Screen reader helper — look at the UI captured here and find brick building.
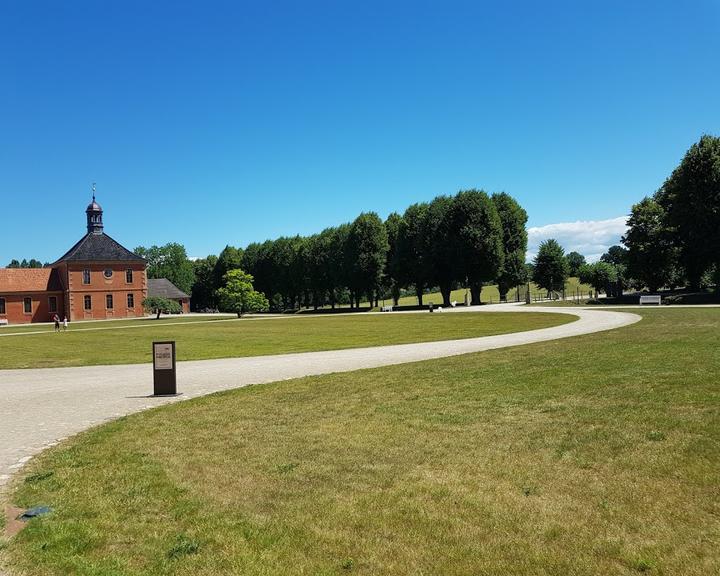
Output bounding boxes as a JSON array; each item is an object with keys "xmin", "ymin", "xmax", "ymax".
[{"xmin": 0, "ymin": 196, "xmax": 148, "ymax": 324}]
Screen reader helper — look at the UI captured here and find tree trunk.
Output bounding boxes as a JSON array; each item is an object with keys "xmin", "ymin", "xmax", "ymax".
[
  {"xmin": 415, "ymin": 283, "xmax": 424, "ymax": 307},
  {"xmin": 156, "ymin": 308, "xmax": 161, "ymax": 320},
  {"xmin": 392, "ymin": 286, "xmax": 400, "ymax": 306},
  {"xmin": 470, "ymin": 283, "xmax": 481, "ymax": 306},
  {"xmin": 440, "ymin": 284, "xmax": 452, "ymax": 307},
  {"xmin": 497, "ymin": 281, "xmax": 509, "ymax": 302}
]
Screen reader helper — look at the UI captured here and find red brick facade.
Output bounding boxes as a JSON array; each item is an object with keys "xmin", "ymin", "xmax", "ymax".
[
  {"xmin": 0, "ymin": 290, "xmax": 65, "ymax": 324},
  {"xmin": 55, "ymin": 261, "xmax": 148, "ymax": 321},
  {"xmin": 0, "ymin": 197, "xmax": 149, "ymax": 325}
]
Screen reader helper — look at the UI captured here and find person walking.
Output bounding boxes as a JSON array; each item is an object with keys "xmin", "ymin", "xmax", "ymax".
[
  {"xmin": 63, "ymin": 316, "xmax": 68, "ymax": 331},
  {"xmin": 53, "ymin": 314, "xmax": 60, "ymax": 333}
]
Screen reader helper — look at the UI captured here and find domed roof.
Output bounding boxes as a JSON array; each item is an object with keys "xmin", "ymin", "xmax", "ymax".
[{"xmin": 86, "ymin": 197, "xmax": 102, "ymax": 212}]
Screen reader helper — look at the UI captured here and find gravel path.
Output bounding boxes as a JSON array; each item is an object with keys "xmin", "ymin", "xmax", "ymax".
[{"xmin": 0, "ymin": 306, "xmax": 639, "ymax": 488}]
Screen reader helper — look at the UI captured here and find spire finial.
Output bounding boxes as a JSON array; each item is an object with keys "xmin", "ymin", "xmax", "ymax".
[{"xmin": 92, "ymin": 182, "xmax": 96, "ymax": 201}]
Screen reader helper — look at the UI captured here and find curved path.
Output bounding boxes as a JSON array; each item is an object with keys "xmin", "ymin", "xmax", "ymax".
[{"xmin": 0, "ymin": 305, "xmax": 640, "ymax": 488}]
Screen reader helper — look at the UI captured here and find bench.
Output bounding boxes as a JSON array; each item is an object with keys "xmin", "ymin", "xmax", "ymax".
[
  {"xmin": 381, "ymin": 305, "xmax": 393, "ymax": 312},
  {"xmin": 0, "ymin": 319, "xmax": 8, "ymax": 326},
  {"xmin": 639, "ymin": 295, "xmax": 662, "ymax": 305}
]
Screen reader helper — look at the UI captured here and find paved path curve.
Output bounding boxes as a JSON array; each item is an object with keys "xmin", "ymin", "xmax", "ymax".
[{"xmin": 0, "ymin": 305, "xmax": 640, "ymax": 488}]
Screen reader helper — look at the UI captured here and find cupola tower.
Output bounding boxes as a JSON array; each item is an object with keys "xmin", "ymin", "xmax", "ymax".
[{"xmin": 86, "ymin": 183, "xmax": 104, "ymax": 234}]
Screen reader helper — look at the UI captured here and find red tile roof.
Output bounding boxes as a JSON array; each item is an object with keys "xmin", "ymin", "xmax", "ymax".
[{"xmin": 0, "ymin": 268, "xmax": 63, "ymax": 293}]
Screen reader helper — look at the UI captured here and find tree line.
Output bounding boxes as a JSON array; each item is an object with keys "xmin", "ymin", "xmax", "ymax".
[
  {"xmin": 136, "ymin": 135, "xmax": 720, "ymax": 309},
  {"xmin": 187, "ymin": 190, "xmax": 528, "ymax": 312},
  {"xmin": 530, "ymin": 134, "xmax": 720, "ymax": 298},
  {"xmin": 6, "ymin": 259, "xmax": 47, "ymax": 268}
]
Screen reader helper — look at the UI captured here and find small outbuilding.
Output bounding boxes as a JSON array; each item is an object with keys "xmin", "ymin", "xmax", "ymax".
[{"xmin": 147, "ymin": 278, "xmax": 191, "ymax": 313}]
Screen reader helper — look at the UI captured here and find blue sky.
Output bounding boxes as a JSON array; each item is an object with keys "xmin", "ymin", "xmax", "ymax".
[{"xmin": 2, "ymin": 0, "xmax": 719, "ymax": 265}]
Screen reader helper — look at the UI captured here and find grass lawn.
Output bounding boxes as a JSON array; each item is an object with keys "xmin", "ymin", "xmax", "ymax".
[
  {"xmin": 0, "ymin": 311, "xmax": 572, "ymax": 370},
  {"xmin": 3, "ymin": 308, "xmax": 718, "ymax": 575},
  {"xmin": 0, "ymin": 315, "xmax": 236, "ymax": 335}
]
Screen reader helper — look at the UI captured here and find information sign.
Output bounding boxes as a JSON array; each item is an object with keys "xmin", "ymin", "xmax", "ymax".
[{"xmin": 152, "ymin": 341, "xmax": 177, "ymax": 395}]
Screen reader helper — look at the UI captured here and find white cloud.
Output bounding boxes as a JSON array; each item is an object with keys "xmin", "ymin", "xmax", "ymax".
[{"xmin": 527, "ymin": 216, "xmax": 628, "ymax": 263}]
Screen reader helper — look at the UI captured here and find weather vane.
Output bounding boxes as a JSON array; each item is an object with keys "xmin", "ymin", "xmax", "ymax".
[{"xmin": 92, "ymin": 182, "xmax": 96, "ymax": 201}]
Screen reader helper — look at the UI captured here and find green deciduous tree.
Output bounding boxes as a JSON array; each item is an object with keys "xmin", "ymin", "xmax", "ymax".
[
  {"xmin": 532, "ymin": 239, "xmax": 568, "ymax": 294},
  {"xmin": 190, "ymin": 255, "xmax": 218, "ymax": 311},
  {"xmin": 425, "ymin": 196, "xmax": 457, "ymax": 307},
  {"xmin": 135, "ymin": 243, "xmax": 196, "ymax": 294},
  {"xmin": 600, "ymin": 245, "xmax": 628, "ymax": 297},
  {"xmin": 451, "ymin": 190, "xmax": 504, "ymax": 305},
  {"xmin": 578, "ymin": 262, "xmax": 618, "ymax": 297},
  {"xmin": 622, "ymin": 197, "xmax": 677, "ymax": 292},
  {"xmin": 216, "ymin": 269, "xmax": 269, "ymax": 317},
  {"xmin": 565, "ymin": 252, "xmax": 586, "ymax": 277},
  {"xmin": 213, "ymin": 245, "xmax": 244, "ymax": 293},
  {"xmin": 384, "ymin": 213, "xmax": 404, "ymax": 305},
  {"xmin": 492, "ymin": 192, "xmax": 528, "ymax": 301},
  {"xmin": 142, "ymin": 296, "xmax": 182, "ymax": 319},
  {"xmin": 600, "ymin": 245, "xmax": 628, "ymax": 268},
  {"xmin": 655, "ymin": 134, "xmax": 720, "ymax": 290},
  {"xmin": 7, "ymin": 258, "xmax": 43, "ymax": 268},
  {"xmin": 398, "ymin": 202, "xmax": 430, "ymax": 306},
  {"xmin": 345, "ymin": 213, "xmax": 389, "ymax": 308},
  {"xmin": 329, "ymin": 224, "xmax": 351, "ymax": 308}
]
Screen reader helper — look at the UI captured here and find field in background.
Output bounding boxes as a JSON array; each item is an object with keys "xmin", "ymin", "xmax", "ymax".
[
  {"xmin": 355, "ymin": 277, "xmax": 593, "ymax": 308},
  {"xmin": 4, "ymin": 309, "xmax": 718, "ymax": 575}
]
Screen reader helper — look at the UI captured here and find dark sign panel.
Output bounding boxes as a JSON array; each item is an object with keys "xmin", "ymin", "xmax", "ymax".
[{"xmin": 152, "ymin": 341, "xmax": 177, "ymax": 395}]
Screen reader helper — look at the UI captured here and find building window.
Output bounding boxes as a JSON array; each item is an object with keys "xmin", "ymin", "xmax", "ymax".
[
  {"xmin": 104, "ymin": 268, "xmax": 113, "ymax": 279},
  {"xmin": 24, "ymin": 298, "xmax": 32, "ymax": 314},
  {"xmin": 127, "ymin": 293, "xmax": 134, "ymax": 308},
  {"xmin": 106, "ymin": 294, "xmax": 114, "ymax": 309},
  {"xmin": 0, "ymin": 298, "xmax": 5, "ymax": 314},
  {"xmin": 49, "ymin": 296, "xmax": 57, "ymax": 313},
  {"xmin": 83, "ymin": 269, "xmax": 91, "ymax": 284},
  {"xmin": 126, "ymin": 269, "xmax": 133, "ymax": 283},
  {"xmin": 84, "ymin": 295, "xmax": 92, "ymax": 310}
]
